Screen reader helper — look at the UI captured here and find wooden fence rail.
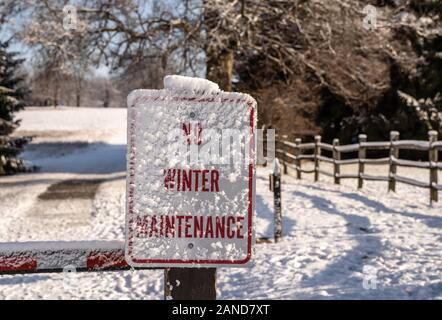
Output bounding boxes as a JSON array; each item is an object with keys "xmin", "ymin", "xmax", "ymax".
[{"xmin": 272, "ymin": 131, "xmax": 441, "ymax": 204}]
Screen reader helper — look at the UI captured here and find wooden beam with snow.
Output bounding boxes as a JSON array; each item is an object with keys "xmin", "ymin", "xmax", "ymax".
[{"xmin": 0, "ymin": 241, "xmax": 158, "ymax": 275}]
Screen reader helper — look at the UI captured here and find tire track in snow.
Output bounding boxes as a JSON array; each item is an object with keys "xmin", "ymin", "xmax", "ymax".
[
  {"xmin": 29, "ymin": 178, "xmax": 105, "ymax": 226},
  {"xmin": 20, "ymin": 138, "xmax": 126, "ymax": 230},
  {"xmin": 27, "ymin": 174, "xmax": 126, "ymax": 228}
]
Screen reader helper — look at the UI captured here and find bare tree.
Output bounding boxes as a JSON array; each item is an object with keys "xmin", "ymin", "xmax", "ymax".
[
  {"xmin": 9, "ymin": 0, "xmax": 442, "ymax": 141},
  {"xmin": 18, "ymin": 0, "xmax": 95, "ymax": 106}
]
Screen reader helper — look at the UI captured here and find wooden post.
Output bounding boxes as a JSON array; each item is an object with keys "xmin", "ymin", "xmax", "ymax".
[
  {"xmin": 333, "ymin": 138, "xmax": 341, "ymax": 185},
  {"xmin": 0, "ymin": 155, "xmax": 5, "ymax": 175},
  {"xmin": 272, "ymin": 159, "xmax": 282, "ymax": 243},
  {"xmin": 429, "ymin": 130, "xmax": 438, "ymax": 203},
  {"xmin": 314, "ymin": 135, "xmax": 321, "ymax": 182},
  {"xmin": 295, "ymin": 138, "xmax": 302, "ymax": 179},
  {"xmin": 358, "ymin": 134, "xmax": 367, "ymax": 189},
  {"xmin": 164, "ymin": 268, "xmax": 216, "ymax": 300},
  {"xmin": 281, "ymin": 135, "xmax": 288, "ymax": 174},
  {"xmin": 388, "ymin": 131, "xmax": 399, "ymax": 192}
]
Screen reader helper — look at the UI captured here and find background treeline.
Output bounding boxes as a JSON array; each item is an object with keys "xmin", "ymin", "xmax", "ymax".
[{"xmin": 0, "ymin": 0, "xmax": 441, "ymax": 174}]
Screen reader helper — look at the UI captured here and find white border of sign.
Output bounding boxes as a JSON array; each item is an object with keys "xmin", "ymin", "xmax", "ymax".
[{"xmin": 125, "ymin": 89, "xmax": 257, "ymax": 268}]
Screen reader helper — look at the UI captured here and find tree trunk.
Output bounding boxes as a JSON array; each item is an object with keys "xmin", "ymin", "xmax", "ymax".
[
  {"xmin": 103, "ymin": 85, "xmax": 109, "ymax": 108},
  {"xmin": 206, "ymin": 49, "xmax": 233, "ymax": 92},
  {"xmin": 203, "ymin": 0, "xmax": 234, "ymax": 91},
  {"xmin": 76, "ymin": 80, "xmax": 82, "ymax": 107},
  {"xmin": 76, "ymin": 92, "xmax": 81, "ymax": 107},
  {"xmin": 53, "ymin": 82, "xmax": 59, "ymax": 107}
]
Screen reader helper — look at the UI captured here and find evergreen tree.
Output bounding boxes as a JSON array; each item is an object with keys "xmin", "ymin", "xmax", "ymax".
[{"xmin": 0, "ymin": 40, "xmax": 31, "ymax": 175}]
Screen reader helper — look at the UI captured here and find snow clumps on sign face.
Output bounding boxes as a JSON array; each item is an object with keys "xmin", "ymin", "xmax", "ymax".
[
  {"xmin": 125, "ymin": 74, "xmax": 257, "ymax": 267},
  {"xmin": 163, "ymin": 75, "xmax": 220, "ymax": 94}
]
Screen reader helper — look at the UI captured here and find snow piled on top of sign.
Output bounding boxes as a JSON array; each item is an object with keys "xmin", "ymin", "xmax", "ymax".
[
  {"xmin": 164, "ymin": 75, "xmax": 220, "ymax": 93},
  {"xmin": 127, "ymin": 75, "xmax": 257, "ymax": 110}
]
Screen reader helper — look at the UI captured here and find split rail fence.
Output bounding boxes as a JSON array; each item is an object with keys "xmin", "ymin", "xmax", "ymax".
[{"xmin": 267, "ymin": 130, "xmax": 441, "ymax": 203}]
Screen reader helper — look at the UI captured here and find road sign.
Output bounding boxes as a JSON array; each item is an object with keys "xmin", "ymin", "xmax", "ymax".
[{"xmin": 125, "ymin": 76, "xmax": 257, "ymax": 268}]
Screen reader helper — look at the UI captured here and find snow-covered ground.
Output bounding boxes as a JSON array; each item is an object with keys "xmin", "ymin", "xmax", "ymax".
[{"xmin": 0, "ymin": 107, "xmax": 441, "ymax": 299}]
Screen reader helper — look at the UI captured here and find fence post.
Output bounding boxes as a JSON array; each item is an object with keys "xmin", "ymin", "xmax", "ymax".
[
  {"xmin": 295, "ymin": 138, "xmax": 302, "ymax": 179},
  {"xmin": 272, "ymin": 159, "xmax": 282, "ymax": 243},
  {"xmin": 333, "ymin": 138, "xmax": 341, "ymax": 185},
  {"xmin": 281, "ymin": 135, "xmax": 288, "ymax": 174},
  {"xmin": 429, "ymin": 130, "xmax": 438, "ymax": 203},
  {"xmin": 388, "ymin": 131, "xmax": 400, "ymax": 192},
  {"xmin": 314, "ymin": 135, "xmax": 321, "ymax": 182},
  {"xmin": 358, "ymin": 134, "xmax": 367, "ymax": 189}
]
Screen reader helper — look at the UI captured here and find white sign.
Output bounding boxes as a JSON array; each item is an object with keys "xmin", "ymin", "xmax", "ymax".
[{"xmin": 125, "ymin": 76, "xmax": 257, "ymax": 267}]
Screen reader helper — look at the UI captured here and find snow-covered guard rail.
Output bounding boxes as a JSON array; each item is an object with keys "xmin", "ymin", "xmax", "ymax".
[
  {"xmin": 0, "ymin": 241, "xmax": 157, "ymax": 275},
  {"xmin": 266, "ymin": 130, "xmax": 441, "ymax": 203}
]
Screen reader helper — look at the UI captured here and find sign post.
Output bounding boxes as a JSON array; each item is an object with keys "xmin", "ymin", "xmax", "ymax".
[
  {"xmin": 164, "ymin": 267, "xmax": 216, "ymax": 300},
  {"xmin": 125, "ymin": 75, "xmax": 257, "ymax": 299}
]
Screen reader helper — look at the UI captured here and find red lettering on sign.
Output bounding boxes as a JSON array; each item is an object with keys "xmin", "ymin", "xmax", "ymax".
[
  {"xmin": 237, "ymin": 216, "xmax": 245, "ymax": 239},
  {"xmin": 182, "ymin": 122, "xmax": 202, "ymax": 145},
  {"xmin": 182, "ymin": 169, "xmax": 192, "ymax": 191},
  {"xmin": 177, "ymin": 215, "xmax": 184, "ymax": 237},
  {"xmin": 211, "ymin": 170, "xmax": 219, "ymax": 192},
  {"xmin": 205, "ymin": 216, "xmax": 214, "ymax": 238},
  {"xmin": 149, "ymin": 215, "xmax": 158, "ymax": 237},
  {"xmin": 193, "ymin": 169, "xmax": 201, "ymax": 191},
  {"xmin": 165, "ymin": 215, "xmax": 175, "ymax": 237},
  {"xmin": 136, "ymin": 216, "xmax": 148, "ymax": 238},
  {"xmin": 227, "ymin": 216, "xmax": 235, "ymax": 239},
  {"xmin": 135, "ymin": 214, "xmax": 246, "ymax": 240},
  {"xmin": 164, "ymin": 169, "xmax": 176, "ymax": 189},
  {"xmin": 202, "ymin": 170, "xmax": 209, "ymax": 192},
  {"xmin": 194, "ymin": 216, "xmax": 203, "ymax": 238},
  {"xmin": 184, "ymin": 216, "xmax": 192, "ymax": 238},
  {"xmin": 164, "ymin": 168, "xmax": 220, "ymax": 192},
  {"xmin": 215, "ymin": 216, "xmax": 225, "ymax": 238}
]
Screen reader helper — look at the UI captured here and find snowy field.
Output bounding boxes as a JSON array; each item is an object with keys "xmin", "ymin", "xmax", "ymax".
[{"xmin": 0, "ymin": 107, "xmax": 441, "ymax": 299}]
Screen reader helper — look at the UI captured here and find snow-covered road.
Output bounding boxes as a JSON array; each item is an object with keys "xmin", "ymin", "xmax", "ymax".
[{"xmin": 0, "ymin": 107, "xmax": 441, "ymax": 299}]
